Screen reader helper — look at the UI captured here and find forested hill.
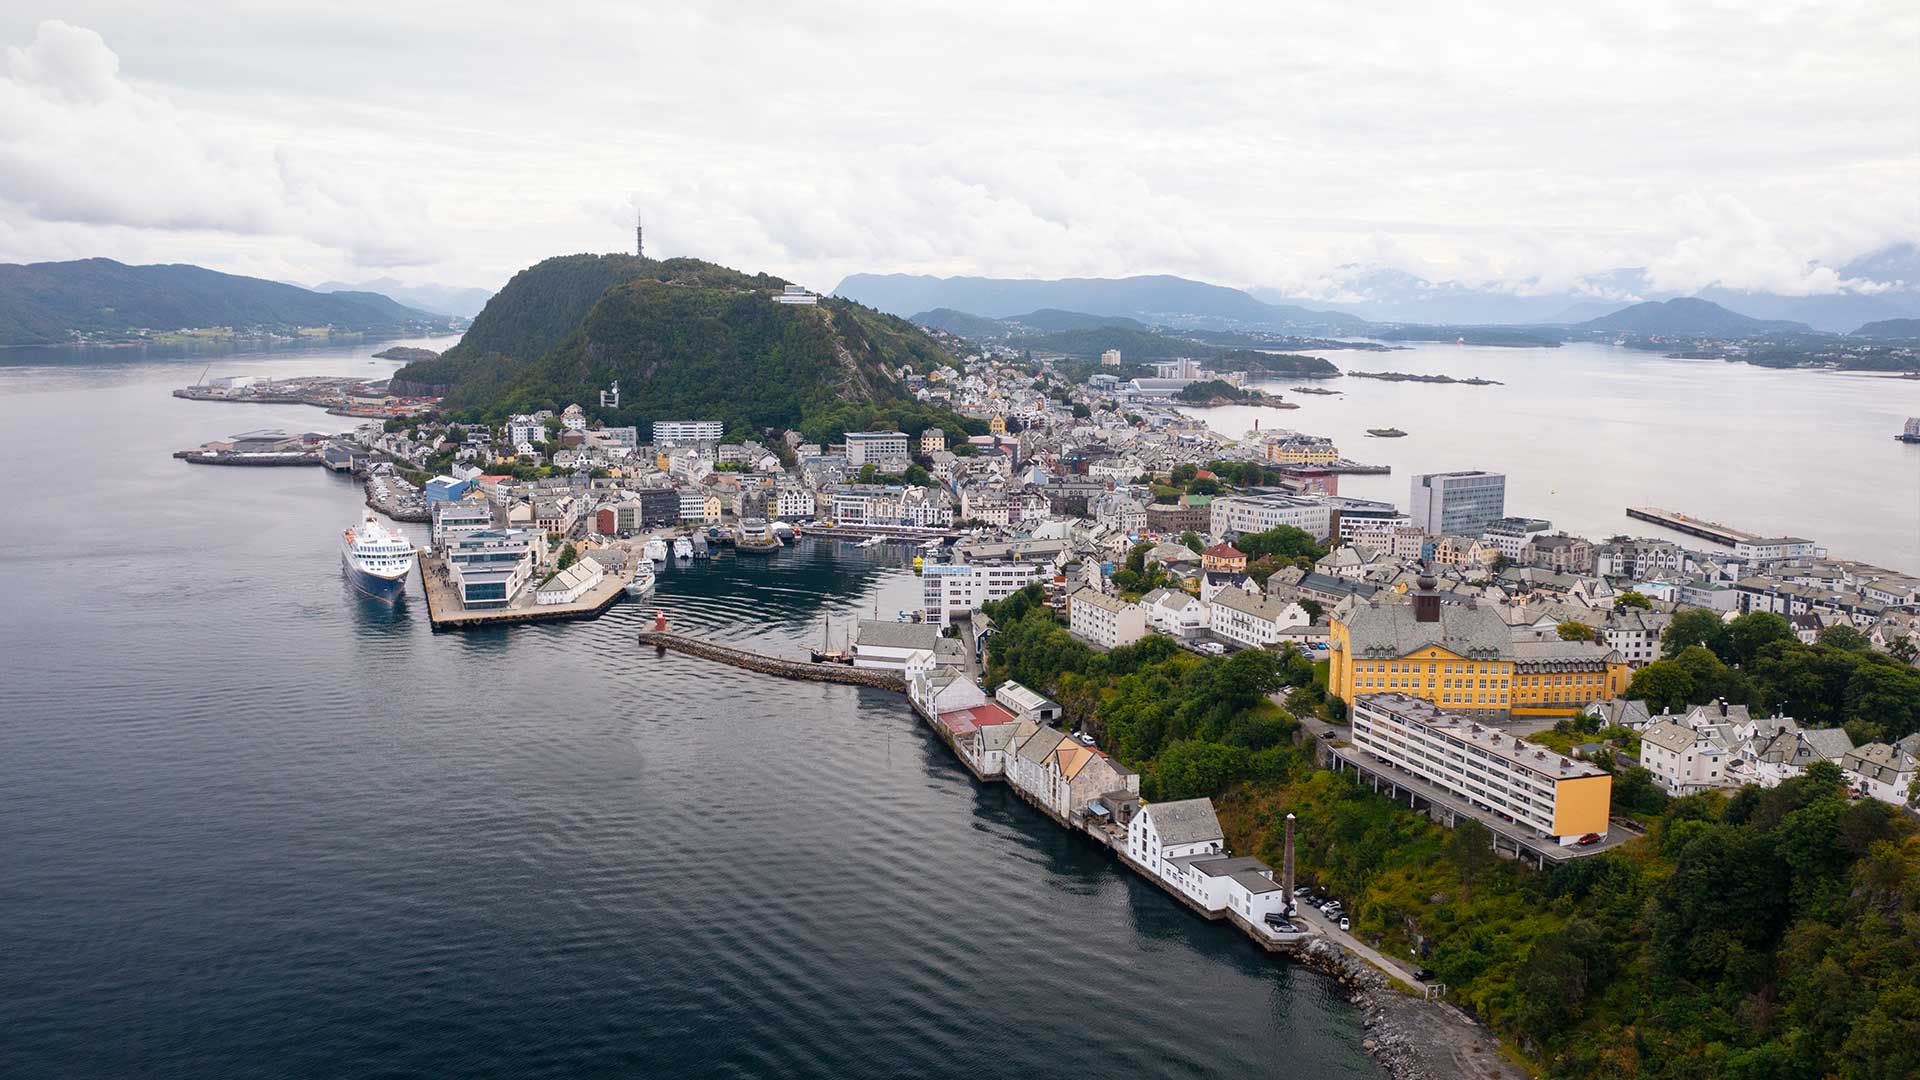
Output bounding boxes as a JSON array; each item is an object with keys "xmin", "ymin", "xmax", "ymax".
[
  {"xmin": 396, "ymin": 253, "xmax": 967, "ymax": 442},
  {"xmin": 0, "ymin": 258, "xmax": 447, "ymax": 346}
]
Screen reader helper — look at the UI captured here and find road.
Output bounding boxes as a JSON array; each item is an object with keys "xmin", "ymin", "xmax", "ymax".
[{"xmin": 1290, "ymin": 902, "xmax": 1425, "ymax": 992}]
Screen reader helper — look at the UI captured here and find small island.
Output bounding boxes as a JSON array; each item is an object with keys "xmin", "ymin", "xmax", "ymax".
[
  {"xmin": 1346, "ymin": 371, "xmax": 1503, "ymax": 385},
  {"xmin": 1288, "ymin": 385, "xmax": 1342, "ymax": 395},
  {"xmin": 372, "ymin": 346, "xmax": 441, "ymax": 362},
  {"xmin": 1175, "ymin": 379, "xmax": 1298, "ymax": 408}
]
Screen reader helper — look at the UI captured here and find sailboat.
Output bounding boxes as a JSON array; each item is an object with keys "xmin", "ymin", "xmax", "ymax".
[{"xmin": 811, "ymin": 614, "xmax": 853, "ymax": 664}]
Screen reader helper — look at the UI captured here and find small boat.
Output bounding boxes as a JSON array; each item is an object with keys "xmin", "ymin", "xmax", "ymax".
[
  {"xmin": 673, "ymin": 537, "xmax": 693, "ymax": 559},
  {"xmin": 771, "ymin": 520, "xmax": 795, "ymax": 542},
  {"xmin": 920, "ymin": 538, "xmax": 943, "ymax": 551},
  {"xmin": 1366, "ymin": 427, "xmax": 1408, "ymax": 438},
  {"xmin": 690, "ymin": 533, "xmax": 710, "ymax": 559},
  {"xmin": 811, "ymin": 614, "xmax": 853, "ymax": 664},
  {"xmin": 857, "ymin": 535, "xmax": 885, "ymax": 548},
  {"xmin": 1898, "ymin": 418, "xmax": 1920, "ymax": 443},
  {"xmin": 643, "ymin": 537, "xmax": 669, "ymax": 562},
  {"xmin": 625, "ymin": 559, "xmax": 656, "ymax": 597}
]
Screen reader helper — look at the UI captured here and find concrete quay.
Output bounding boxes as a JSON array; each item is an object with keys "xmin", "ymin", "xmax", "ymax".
[
  {"xmin": 636, "ymin": 631, "xmax": 907, "ymax": 691},
  {"xmin": 416, "ymin": 552, "xmax": 630, "ymax": 630}
]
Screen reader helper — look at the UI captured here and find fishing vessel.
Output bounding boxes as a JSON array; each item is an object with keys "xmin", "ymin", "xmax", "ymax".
[
  {"xmin": 340, "ymin": 511, "xmax": 413, "ymax": 602},
  {"xmin": 643, "ymin": 537, "xmax": 669, "ymax": 562},
  {"xmin": 1898, "ymin": 418, "xmax": 1920, "ymax": 443},
  {"xmin": 673, "ymin": 537, "xmax": 693, "ymax": 559},
  {"xmin": 625, "ymin": 558, "xmax": 656, "ymax": 597},
  {"xmin": 1366, "ymin": 427, "xmax": 1408, "ymax": 438}
]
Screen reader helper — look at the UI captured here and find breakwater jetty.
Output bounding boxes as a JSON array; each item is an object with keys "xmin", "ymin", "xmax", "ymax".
[{"xmin": 636, "ymin": 630, "xmax": 906, "ymax": 691}]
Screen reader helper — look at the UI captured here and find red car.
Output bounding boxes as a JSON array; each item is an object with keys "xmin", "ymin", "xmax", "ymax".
[{"xmin": 1576, "ymin": 833, "xmax": 1602, "ymax": 846}]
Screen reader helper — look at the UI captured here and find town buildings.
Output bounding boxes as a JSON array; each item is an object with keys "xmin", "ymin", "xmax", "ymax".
[
  {"xmin": 1068, "ymin": 588, "xmax": 1148, "ymax": 649},
  {"xmin": 1409, "ymin": 471, "xmax": 1507, "ymax": 535},
  {"xmin": 1349, "ymin": 694, "xmax": 1613, "ymax": 844}
]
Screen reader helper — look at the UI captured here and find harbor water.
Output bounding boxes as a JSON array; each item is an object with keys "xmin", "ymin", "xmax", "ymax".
[
  {"xmin": 1197, "ymin": 341, "xmax": 1920, "ymax": 573},
  {"xmin": 0, "ymin": 339, "xmax": 1374, "ymax": 1077}
]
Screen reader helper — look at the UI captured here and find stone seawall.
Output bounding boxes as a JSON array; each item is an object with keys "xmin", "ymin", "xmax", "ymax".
[{"xmin": 637, "ymin": 631, "xmax": 907, "ymax": 692}]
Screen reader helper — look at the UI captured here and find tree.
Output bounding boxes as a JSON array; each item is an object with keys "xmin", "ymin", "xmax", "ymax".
[
  {"xmin": 1557, "ymin": 620, "xmax": 1596, "ymax": 642},
  {"xmin": 1817, "ymin": 624, "xmax": 1870, "ymax": 652},
  {"xmin": 1297, "ymin": 598, "xmax": 1324, "ymax": 621},
  {"xmin": 1156, "ymin": 739, "xmax": 1251, "ymax": 800},
  {"xmin": 1663, "ymin": 607, "xmax": 1729, "ymax": 660},
  {"xmin": 1449, "ymin": 818, "xmax": 1495, "ymax": 901},
  {"xmin": 1070, "ymin": 402, "xmax": 1091, "ymax": 418},
  {"xmin": 1724, "ymin": 611, "xmax": 1796, "ymax": 667},
  {"xmin": 1180, "ymin": 531, "xmax": 1203, "ymax": 553},
  {"xmin": 556, "ymin": 543, "xmax": 577, "ymax": 570},
  {"xmin": 902, "ymin": 463, "xmax": 931, "ymax": 486},
  {"xmin": 1627, "ymin": 659, "xmax": 1695, "ymax": 712},
  {"xmin": 1617, "ymin": 590, "xmax": 1653, "ymax": 610},
  {"xmin": 1237, "ymin": 525, "xmax": 1326, "ymax": 562},
  {"xmin": 1890, "ymin": 637, "xmax": 1918, "ymax": 664}
]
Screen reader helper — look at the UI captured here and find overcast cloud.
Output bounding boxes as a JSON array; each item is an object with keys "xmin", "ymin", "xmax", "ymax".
[{"xmin": 0, "ymin": 2, "xmax": 1914, "ymax": 299}]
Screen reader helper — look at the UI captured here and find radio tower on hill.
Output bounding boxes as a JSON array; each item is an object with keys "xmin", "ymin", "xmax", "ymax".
[{"xmin": 635, "ymin": 211, "xmax": 644, "ymax": 258}]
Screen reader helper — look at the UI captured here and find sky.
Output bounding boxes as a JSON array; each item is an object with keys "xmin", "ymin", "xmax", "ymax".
[{"xmin": 1, "ymin": 2, "xmax": 1916, "ymax": 300}]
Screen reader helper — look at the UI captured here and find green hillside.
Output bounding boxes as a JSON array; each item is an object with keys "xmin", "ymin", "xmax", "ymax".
[
  {"xmin": 0, "ymin": 258, "xmax": 447, "ymax": 346},
  {"xmin": 399, "ymin": 254, "xmax": 968, "ymax": 442}
]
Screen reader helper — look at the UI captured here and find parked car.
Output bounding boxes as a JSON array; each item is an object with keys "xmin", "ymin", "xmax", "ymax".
[
  {"xmin": 1197, "ymin": 641, "xmax": 1225, "ymax": 655},
  {"xmin": 1414, "ymin": 968, "xmax": 1437, "ymax": 982},
  {"xmin": 1339, "ymin": 917, "xmax": 1350, "ymax": 931},
  {"xmin": 1576, "ymin": 832, "xmax": 1602, "ymax": 846},
  {"xmin": 1291, "ymin": 886, "xmax": 1312, "ymax": 898}
]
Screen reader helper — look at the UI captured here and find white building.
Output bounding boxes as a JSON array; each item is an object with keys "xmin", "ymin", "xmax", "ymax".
[
  {"xmin": 431, "ymin": 499, "xmax": 494, "ymax": 549},
  {"xmin": 1100, "ymin": 348, "xmax": 1122, "ymax": 367},
  {"xmin": 1842, "ymin": 741, "xmax": 1918, "ymax": 806},
  {"xmin": 995, "ymin": 681, "xmax": 1062, "ymax": 725},
  {"xmin": 560, "ymin": 403, "xmax": 587, "ymax": 432},
  {"xmin": 677, "ymin": 489, "xmax": 710, "ymax": 523},
  {"xmin": 774, "ymin": 484, "xmax": 814, "ymax": 520},
  {"xmin": 919, "ymin": 429, "xmax": 946, "ymax": 455},
  {"xmin": 1209, "ymin": 592, "xmax": 1312, "ymax": 649},
  {"xmin": 1126, "ymin": 798, "xmax": 1227, "ymax": 909},
  {"xmin": 1068, "ymin": 588, "xmax": 1147, "ymax": 650},
  {"xmin": 1141, "ymin": 588, "xmax": 1209, "ymax": 638},
  {"xmin": 1210, "ymin": 493, "xmax": 1333, "ymax": 543},
  {"xmin": 1410, "ymin": 471, "xmax": 1507, "ymax": 535},
  {"xmin": 444, "ymin": 529, "xmax": 540, "ymax": 609},
  {"xmin": 851, "ymin": 620, "xmax": 940, "ymax": 670},
  {"xmin": 1641, "ymin": 719, "xmax": 1735, "ymax": 796},
  {"xmin": 844, "ymin": 431, "xmax": 911, "ymax": 470},
  {"xmin": 1350, "ymin": 694, "xmax": 1613, "ymax": 844},
  {"xmin": 921, "ymin": 561, "xmax": 1045, "ymax": 629},
  {"xmin": 652, "ymin": 420, "xmax": 724, "ymax": 448},
  {"xmin": 772, "ymin": 283, "xmax": 819, "ymax": 304},
  {"xmin": 535, "ymin": 556, "xmax": 604, "ymax": 605}
]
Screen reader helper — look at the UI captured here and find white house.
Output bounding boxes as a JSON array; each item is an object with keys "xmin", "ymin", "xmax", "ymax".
[
  {"xmin": 1209, "ymin": 591, "xmax": 1312, "ymax": 649},
  {"xmin": 994, "ymin": 681, "xmax": 1062, "ymax": 725},
  {"xmin": 535, "ymin": 556, "xmax": 604, "ymax": 605},
  {"xmin": 851, "ymin": 620, "xmax": 940, "ymax": 670},
  {"xmin": 1842, "ymin": 741, "xmax": 1918, "ymax": 805},
  {"xmin": 1126, "ymin": 798, "xmax": 1226, "ymax": 910},
  {"xmin": 1641, "ymin": 719, "xmax": 1735, "ymax": 796},
  {"xmin": 1068, "ymin": 588, "xmax": 1147, "ymax": 650},
  {"xmin": 910, "ymin": 665, "xmax": 986, "ymax": 717},
  {"xmin": 1141, "ymin": 588, "xmax": 1209, "ymax": 638}
]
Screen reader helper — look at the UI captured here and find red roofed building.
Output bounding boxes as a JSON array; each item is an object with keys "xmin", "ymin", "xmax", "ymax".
[
  {"xmin": 1201, "ymin": 543, "xmax": 1247, "ymax": 574},
  {"xmin": 936, "ymin": 701, "xmax": 1016, "ymax": 740}
]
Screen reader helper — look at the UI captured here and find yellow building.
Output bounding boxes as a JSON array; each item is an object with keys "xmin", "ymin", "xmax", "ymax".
[
  {"xmin": 1265, "ymin": 437, "xmax": 1339, "ymax": 465},
  {"xmin": 1351, "ymin": 693, "xmax": 1613, "ymax": 842},
  {"xmin": 989, "ymin": 415, "xmax": 1007, "ymax": 436},
  {"xmin": 1328, "ymin": 579, "xmax": 1628, "ymax": 718}
]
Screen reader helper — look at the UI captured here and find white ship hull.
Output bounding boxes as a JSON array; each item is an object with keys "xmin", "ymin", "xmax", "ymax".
[{"xmin": 340, "ymin": 512, "xmax": 413, "ymax": 604}]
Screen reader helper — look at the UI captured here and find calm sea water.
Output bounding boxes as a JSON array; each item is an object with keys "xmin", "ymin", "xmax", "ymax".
[
  {"xmin": 1198, "ymin": 341, "xmax": 1920, "ymax": 573},
  {"xmin": 0, "ymin": 337, "xmax": 1372, "ymax": 1078}
]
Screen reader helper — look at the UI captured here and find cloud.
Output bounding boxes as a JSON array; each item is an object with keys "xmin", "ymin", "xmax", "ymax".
[
  {"xmin": 0, "ymin": 5, "xmax": 1914, "ymax": 296},
  {"xmin": 0, "ymin": 19, "xmax": 441, "ymax": 267}
]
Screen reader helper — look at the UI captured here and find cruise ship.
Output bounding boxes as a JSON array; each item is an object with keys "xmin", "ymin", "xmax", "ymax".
[{"xmin": 341, "ymin": 511, "xmax": 413, "ymax": 601}]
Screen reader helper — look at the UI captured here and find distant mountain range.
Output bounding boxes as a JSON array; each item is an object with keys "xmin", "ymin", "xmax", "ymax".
[
  {"xmin": 1853, "ymin": 318, "xmax": 1920, "ymax": 340},
  {"xmin": 911, "ymin": 307, "xmax": 1150, "ymax": 340},
  {"xmin": 1569, "ymin": 297, "xmax": 1811, "ymax": 336},
  {"xmin": 1245, "ymin": 245, "xmax": 1920, "ymax": 333},
  {"xmin": 833, "ymin": 273, "xmax": 1368, "ymax": 333},
  {"xmin": 0, "ymin": 258, "xmax": 451, "ymax": 347},
  {"xmin": 315, "ymin": 277, "xmax": 495, "ymax": 319}
]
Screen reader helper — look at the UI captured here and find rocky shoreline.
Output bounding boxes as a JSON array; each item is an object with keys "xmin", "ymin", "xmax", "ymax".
[{"xmin": 1291, "ymin": 939, "xmax": 1531, "ymax": 1080}]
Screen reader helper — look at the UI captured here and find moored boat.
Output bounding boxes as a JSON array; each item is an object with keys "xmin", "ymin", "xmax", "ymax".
[
  {"xmin": 625, "ymin": 558, "xmax": 656, "ymax": 596},
  {"xmin": 341, "ymin": 511, "xmax": 413, "ymax": 602},
  {"xmin": 673, "ymin": 537, "xmax": 693, "ymax": 559}
]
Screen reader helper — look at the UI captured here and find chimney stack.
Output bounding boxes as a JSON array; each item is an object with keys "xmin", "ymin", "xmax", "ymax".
[
  {"xmin": 1282, "ymin": 812, "xmax": 1297, "ymax": 910},
  {"xmin": 1413, "ymin": 572, "xmax": 1441, "ymax": 623}
]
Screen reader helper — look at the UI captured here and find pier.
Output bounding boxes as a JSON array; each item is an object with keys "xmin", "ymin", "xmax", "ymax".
[
  {"xmin": 417, "ymin": 552, "xmax": 631, "ymax": 630},
  {"xmin": 636, "ymin": 631, "xmax": 907, "ymax": 691},
  {"xmin": 1626, "ymin": 505, "xmax": 1762, "ymax": 547}
]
